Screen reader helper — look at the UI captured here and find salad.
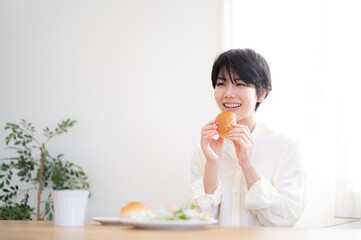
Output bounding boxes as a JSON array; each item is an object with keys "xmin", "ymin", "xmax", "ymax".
[{"xmin": 153, "ymin": 204, "xmax": 213, "ymax": 221}]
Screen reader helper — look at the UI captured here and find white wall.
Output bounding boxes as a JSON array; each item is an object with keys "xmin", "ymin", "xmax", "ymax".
[{"xmin": 0, "ymin": 0, "xmax": 223, "ymax": 220}]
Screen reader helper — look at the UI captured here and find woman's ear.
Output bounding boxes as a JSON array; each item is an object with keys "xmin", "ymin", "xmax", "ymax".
[{"xmin": 258, "ymin": 89, "xmax": 267, "ymax": 103}]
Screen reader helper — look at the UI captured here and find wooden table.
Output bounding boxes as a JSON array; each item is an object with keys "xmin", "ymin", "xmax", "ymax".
[{"xmin": 1, "ymin": 220, "xmax": 361, "ymax": 240}]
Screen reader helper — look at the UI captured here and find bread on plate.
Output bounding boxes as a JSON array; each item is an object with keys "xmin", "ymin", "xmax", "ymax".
[{"xmin": 120, "ymin": 202, "xmax": 152, "ymax": 220}]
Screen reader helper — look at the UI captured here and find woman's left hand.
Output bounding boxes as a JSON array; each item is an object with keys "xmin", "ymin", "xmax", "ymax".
[{"xmin": 227, "ymin": 123, "xmax": 254, "ymax": 168}]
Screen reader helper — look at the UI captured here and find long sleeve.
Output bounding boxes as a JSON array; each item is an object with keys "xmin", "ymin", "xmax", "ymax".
[
  {"xmin": 244, "ymin": 141, "xmax": 306, "ymax": 227},
  {"xmin": 190, "ymin": 146, "xmax": 221, "ymax": 216}
]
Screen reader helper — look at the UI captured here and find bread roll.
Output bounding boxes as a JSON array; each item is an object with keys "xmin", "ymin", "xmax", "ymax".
[
  {"xmin": 120, "ymin": 202, "xmax": 152, "ymax": 220},
  {"xmin": 215, "ymin": 112, "xmax": 236, "ymax": 139}
]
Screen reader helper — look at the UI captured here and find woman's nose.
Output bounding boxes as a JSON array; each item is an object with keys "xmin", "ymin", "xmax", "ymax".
[{"xmin": 224, "ymin": 84, "xmax": 235, "ymax": 98}]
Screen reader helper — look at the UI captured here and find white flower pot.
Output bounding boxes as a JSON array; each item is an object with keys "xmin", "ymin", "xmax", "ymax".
[{"xmin": 51, "ymin": 190, "xmax": 89, "ymax": 227}]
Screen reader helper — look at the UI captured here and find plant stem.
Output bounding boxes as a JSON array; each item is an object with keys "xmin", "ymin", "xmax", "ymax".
[
  {"xmin": 0, "ymin": 157, "xmax": 19, "ymax": 161},
  {"xmin": 37, "ymin": 150, "xmax": 44, "ymax": 220},
  {"xmin": 4, "ymin": 147, "xmax": 22, "ymax": 150}
]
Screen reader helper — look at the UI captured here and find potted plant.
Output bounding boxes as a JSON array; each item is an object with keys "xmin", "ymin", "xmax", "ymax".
[{"xmin": 0, "ymin": 119, "xmax": 90, "ymax": 221}]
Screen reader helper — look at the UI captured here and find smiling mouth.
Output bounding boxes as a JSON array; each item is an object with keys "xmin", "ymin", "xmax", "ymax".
[{"xmin": 223, "ymin": 103, "xmax": 241, "ymax": 108}]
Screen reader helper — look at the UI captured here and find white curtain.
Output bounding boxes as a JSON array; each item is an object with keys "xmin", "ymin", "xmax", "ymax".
[{"xmin": 223, "ymin": 0, "xmax": 361, "ymax": 224}]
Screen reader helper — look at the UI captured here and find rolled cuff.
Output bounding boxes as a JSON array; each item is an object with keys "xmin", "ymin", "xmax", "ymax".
[
  {"xmin": 191, "ymin": 177, "xmax": 222, "ymax": 212},
  {"xmin": 245, "ymin": 175, "xmax": 277, "ymax": 210}
]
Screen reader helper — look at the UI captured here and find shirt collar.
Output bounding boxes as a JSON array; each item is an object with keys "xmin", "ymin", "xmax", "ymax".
[{"xmin": 251, "ymin": 122, "xmax": 261, "ymax": 144}]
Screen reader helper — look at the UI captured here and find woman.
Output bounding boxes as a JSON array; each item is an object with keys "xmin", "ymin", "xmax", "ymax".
[{"xmin": 191, "ymin": 48, "xmax": 305, "ymax": 227}]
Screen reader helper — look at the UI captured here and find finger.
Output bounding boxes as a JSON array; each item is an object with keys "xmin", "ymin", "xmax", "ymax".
[
  {"xmin": 240, "ymin": 133, "xmax": 250, "ymax": 145},
  {"xmin": 213, "ymin": 134, "xmax": 223, "ymax": 142},
  {"xmin": 228, "ymin": 135, "xmax": 248, "ymax": 147},
  {"xmin": 236, "ymin": 124, "xmax": 250, "ymax": 134},
  {"xmin": 231, "ymin": 123, "xmax": 251, "ymax": 133},
  {"xmin": 202, "ymin": 129, "xmax": 218, "ymax": 134},
  {"xmin": 205, "ymin": 120, "xmax": 216, "ymax": 126},
  {"xmin": 232, "ymin": 123, "xmax": 249, "ymax": 128},
  {"xmin": 242, "ymin": 129, "xmax": 252, "ymax": 140},
  {"xmin": 216, "ymin": 136, "xmax": 224, "ymax": 144},
  {"xmin": 202, "ymin": 132, "xmax": 218, "ymax": 140},
  {"xmin": 203, "ymin": 130, "xmax": 218, "ymax": 137},
  {"xmin": 232, "ymin": 123, "xmax": 251, "ymax": 135},
  {"xmin": 227, "ymin": 133, "xmax": 250, "ymax": 145},
  {"xmin": 202, "ymin": 124, "xmax": 218, "ymax": 132},
  {"xmin": 229, "ymin": 126, "xmax": 252, "ymax": 140}
]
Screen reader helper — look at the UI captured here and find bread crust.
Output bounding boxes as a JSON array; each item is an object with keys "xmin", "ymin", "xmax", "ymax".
[
  {"xmin": 120, "ymin": 202, "xmax": 151, "ymax": 219},
  {"xmin": 215, "ymin": 112, "xmax": 236, "ymax": 139}
]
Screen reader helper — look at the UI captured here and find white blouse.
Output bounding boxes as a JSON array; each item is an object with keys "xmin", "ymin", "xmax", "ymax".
[{"xmin": 190, "ymin": 122, "xmax": 306, "ymax": 227}]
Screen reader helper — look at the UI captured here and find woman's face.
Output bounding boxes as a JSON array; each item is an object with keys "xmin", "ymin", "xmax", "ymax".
[{"xmin": 214, "ymin": 70, "xmax": 263, "ymax": 125}]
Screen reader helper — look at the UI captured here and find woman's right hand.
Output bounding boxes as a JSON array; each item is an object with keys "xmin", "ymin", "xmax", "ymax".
[{"xmin": 201, "ymin": 120, "xmax": 224, "ymax": 165}]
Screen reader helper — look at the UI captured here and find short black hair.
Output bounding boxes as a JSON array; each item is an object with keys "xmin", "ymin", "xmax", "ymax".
[{"xmin": 211, "ymin": 48, "xmax": 272, "ymax": 111}]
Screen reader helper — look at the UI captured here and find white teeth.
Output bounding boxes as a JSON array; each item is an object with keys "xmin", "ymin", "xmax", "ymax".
[{"xmin": 224, "ymin": 103, "xmax": 241, "ymax": 108}]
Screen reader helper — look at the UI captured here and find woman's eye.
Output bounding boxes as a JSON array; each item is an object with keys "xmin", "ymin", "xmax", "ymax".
[
  {"xmin": 236, "ymin": 83, "xmax": 246, "ymax": 87},
  {"xmin": 216, "ymin": 82, "xmax": 225, "ymax": 87}
]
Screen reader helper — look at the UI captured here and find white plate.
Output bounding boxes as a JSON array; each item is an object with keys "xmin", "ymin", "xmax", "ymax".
[
  {"xmin": 91, "ymin": 217, "xmax": 125, "ymax": 225},
  {"xmin": 120, "ymin": 219, "xmax": 218, "ymax": 230}
]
